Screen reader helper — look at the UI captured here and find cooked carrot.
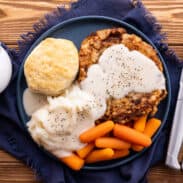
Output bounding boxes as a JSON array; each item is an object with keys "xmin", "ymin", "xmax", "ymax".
[
  {"xmin": 80, "ymin": 121, "xmax": 114, "ymax": 143},
  {"xmin": 95, "ymin": 137, "xmax": 131, "ymax": 149},
  {"xmin": 60, "ymin": 154, "xmax": 84, "ymax": 171},
  {"xmin": 132, "ymin": 116, "xmax": 147, "ymax": 152},
  {"xmin": 76, "ymin": 143, "xmax": 94, "ymax": 159},
  {"xmin": 131, "ymin": 144, "xmax": 144, "ymax": 152},
  {"xmin": 133, "ymin": 115, "xmax": 147, "ymax": 132},
  {"xmin": 113, "ymin": 124, "xmax": 152, "ymax": 147},
  {"xmin": 111, "ymin": 149, "xmax": 130, "ymax": 159},
  {"xmin": 132, "ymin": 118, "xmax": 161, "ymax": 152},
  {"xmin": 144, "ymin": 118, "xmax": 161, "ymax": 137},
  {"xmin": 85, "ymin": 148, "xmax": 114, "ymax": 163}
]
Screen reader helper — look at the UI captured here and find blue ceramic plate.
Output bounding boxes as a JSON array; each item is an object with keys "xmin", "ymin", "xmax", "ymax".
[{"xmin": 17, "ymin": 16, "xmax": 171, "ymax": 170}]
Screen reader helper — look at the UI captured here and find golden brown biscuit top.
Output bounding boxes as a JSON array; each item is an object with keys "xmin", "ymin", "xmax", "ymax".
[{"xmin": 24, "ymin": 38, "xmax": 79, "ymax": 96}]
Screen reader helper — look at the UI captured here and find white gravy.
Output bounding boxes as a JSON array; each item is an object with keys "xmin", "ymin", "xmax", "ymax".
[
  {"xmin": 81, "ymin": 44, "xmax": 165, "ymax": 99},
  {"xmin": 23, "ymin": 88, "xmax": 48, "ymax": 116}
]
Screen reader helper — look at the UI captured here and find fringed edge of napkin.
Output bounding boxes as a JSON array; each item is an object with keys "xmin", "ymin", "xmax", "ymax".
[
  {"xmin": 6, "ymin": 134, "xmax": 43, "ymax": 181},
  {"xmin": 15, "ymin": 0, "xmax": 86, "ymax": 63}
]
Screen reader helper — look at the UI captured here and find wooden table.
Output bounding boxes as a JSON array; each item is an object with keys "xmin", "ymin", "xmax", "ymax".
[{"xmin": 0, "ymin": 0, "xmax": 183, "ymax": 182}]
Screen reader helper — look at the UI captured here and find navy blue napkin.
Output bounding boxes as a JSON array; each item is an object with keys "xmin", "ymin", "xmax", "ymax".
[{"xmin": 0, "ymin": 0, "xmax": 182, "ymax": 183}]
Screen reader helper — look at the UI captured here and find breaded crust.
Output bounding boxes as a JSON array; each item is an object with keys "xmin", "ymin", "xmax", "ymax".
[{"xmin": 78, "ymin": 28, "xmax": 167, "ymax": 123}]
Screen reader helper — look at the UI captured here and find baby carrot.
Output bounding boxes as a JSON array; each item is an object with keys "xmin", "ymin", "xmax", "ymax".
[
  {"xmin": 131, "ymin": 144, "xmax": 144, "ymax": 152},
  {"xmin": 132, "ymin": 116, "xmax": 147, "ymax": 152},
  {"xmin": 60, "ymin": 154, "xmax": 84, "ymax": 171},
  {"xmin": 143, "ymin": 118, "xmax": 161, "ymax": 137},
  {"xmin": 113, "ymin": 124, "xmax": 152, "ymax": 147},
  {"xmin": 85, "ymin": 148, "xmax": 114, "ymax": 163},
  {"xmin": 80, "ymin": 121, "xmax": 114, "ymax": 143},
  {"xmin": 76, "ymin": 143, "xmax": 94, "ymax": 159},
  {"xmin": 95, "ymin": 137, "xmax": 131, "ymax": 149},
  {"xmin": 132, "ymin": 118, "xmax": 161, "ymax": 152},
  {"xmin": 111, "ymin": 149, "xmax": 130, "ymax": 160},
  {"xmin": 133, "ymin": 115, "xmax": 147, "ymax": 132}
]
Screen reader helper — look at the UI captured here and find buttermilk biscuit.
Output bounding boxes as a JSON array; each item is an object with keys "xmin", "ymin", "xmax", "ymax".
[{"xmin": 24, "ymin": 38, "xmax": 79, "ymax": 96}]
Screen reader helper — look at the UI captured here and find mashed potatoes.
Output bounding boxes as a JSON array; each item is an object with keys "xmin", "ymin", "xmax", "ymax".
[
  {"xmin": 24, "ymin": 38, "xmax": 79, "ymax": 96},
  {"xmin": 27, "ymin": 85, "xmax": 106, "ymax": 157}
]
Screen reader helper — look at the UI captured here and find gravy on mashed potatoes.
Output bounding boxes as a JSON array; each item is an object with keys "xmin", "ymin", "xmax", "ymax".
[{"xmin": 26, "ymin": 85, "xmax": 106, "ymax": 157}]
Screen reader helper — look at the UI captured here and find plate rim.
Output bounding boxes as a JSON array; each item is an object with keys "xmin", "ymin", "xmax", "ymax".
[{"xmin": 16, "ymin": 15, "xmax": 171, "ymax": 170}]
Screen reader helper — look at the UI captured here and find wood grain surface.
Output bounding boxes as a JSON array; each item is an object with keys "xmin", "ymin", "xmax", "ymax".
[{"xmin": 0, "ymin": 0, "xmax": 183, "ymax": 183}]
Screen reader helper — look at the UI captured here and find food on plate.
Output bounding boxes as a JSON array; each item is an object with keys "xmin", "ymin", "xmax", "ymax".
[
  {"xmin": 85, "ymin": 148, "xmax": 114, "ymax": 163},
  {"xmin": 79, "ymin": 28, "xmax": 167, "ymax": 123},
  {"xmin": 133, "ymin": 115, "xmax": 147, "ymax": 132},
  {"xmin": 95, "ymin": 137, "xmax": 131, "ymax": 150},
  {"xmin": 25, "ymin": 27, "xmax": 167, "ymax": 170},
  {"xmin": 24, "ymin": 38, "xmax": 79, "ymax": 96},
  {"xmin": 79, "ymin": 121, "xmax": 114, "ymax": 143},
  {"xmin": 85, "ymin": 148, "xmax": 130, "ymax": 164},
  {"xmin": 23, "ymin": 88, "xmax": 48, "ymax": 116},
  {"xmin": 60, "ymin": 153, "xmax": 84, "ymax": 171},
  {"xmin": 27, "ymin": 85, "xmax": 103, "ymax": 157},
  {"xmin": 143, "ymin": 118, "xmax": 161, "ymax": 137},
  {"xmin": 131, "ymin": 144, "xmax": 144, "ymax": 152},
  {"xmin": 132, "ymin": 118, "xmax": 161, "ymax": 152},
  {"xmin": 76, "ymin": 143, "xmax": 95, "ymax": 159},
  {"xmin": 112, "ymin": 149, "xmax": 130, "ymax": 160},
  {"xmin": 113, "ymin": 124, "xmax": 152, "ymax": 147}
]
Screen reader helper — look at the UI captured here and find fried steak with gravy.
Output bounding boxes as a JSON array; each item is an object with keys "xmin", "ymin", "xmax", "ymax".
[{"xmin": 78, "ymin": 28, "xmax": 167, "ymax": 124}]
